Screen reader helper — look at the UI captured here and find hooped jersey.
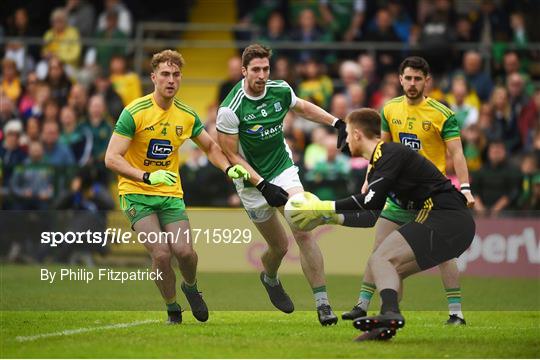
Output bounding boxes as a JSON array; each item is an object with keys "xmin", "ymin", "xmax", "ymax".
[
  {"xmin": 113, "ymin": 93, "xmax": 204, "ymax": 197},
  {"xmin": 380, "ymin": 96, "xmax": 460, "ymax": 174},
  {"xmin": 216, "ymin": 79, "xmax": 297, "ymax": 182}
]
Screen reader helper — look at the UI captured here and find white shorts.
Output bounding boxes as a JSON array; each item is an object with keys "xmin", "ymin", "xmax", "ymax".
[{"xmin": 234, "ymin": 166, "xmax": 302, "ymax": 223}]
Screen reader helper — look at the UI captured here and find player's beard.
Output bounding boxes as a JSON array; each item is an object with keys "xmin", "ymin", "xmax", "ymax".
[{"xmin": 405, "ymin": 87, "xmax": 424, "ymax": 100}]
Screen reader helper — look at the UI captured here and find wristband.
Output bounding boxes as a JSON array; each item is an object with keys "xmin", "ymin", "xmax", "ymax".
[
  {"xmin": 331, "ymin": 118, "xmax": 340, "ymax": 127},
  {"xmin": 225, "ymin": 165, "xmax": 233, "ymax": 174}
]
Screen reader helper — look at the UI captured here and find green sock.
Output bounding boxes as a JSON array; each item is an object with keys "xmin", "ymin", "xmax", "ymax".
[
  {"xmin": 166, "ymin": 301, "xmax": 181, "ymax": 312},
  {"xmin": 357, "ymin": 282, "xmax": 376, "ymax": 310},
  {"xmin": 183, "ymin": 280, "xmax": 199, "ymax": 293},
  {"xmin": 313, "ymin": 285, "xmax": 329, "ymax": 307}
]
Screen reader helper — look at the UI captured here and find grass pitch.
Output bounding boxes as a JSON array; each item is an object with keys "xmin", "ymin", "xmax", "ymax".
[{"xmin": 1, "ymin": 265, "xmax": 539, "ymax": 358}]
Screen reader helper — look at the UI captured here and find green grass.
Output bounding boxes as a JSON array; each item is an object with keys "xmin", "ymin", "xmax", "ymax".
[{"xmin": 1, "ymin": 265, "xmax": 539, "ymax": 358}]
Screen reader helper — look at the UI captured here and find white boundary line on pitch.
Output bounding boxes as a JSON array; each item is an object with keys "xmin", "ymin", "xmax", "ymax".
[{"xmin": 15, "ymin": 319, "xmax": 160, "ymax": 342}]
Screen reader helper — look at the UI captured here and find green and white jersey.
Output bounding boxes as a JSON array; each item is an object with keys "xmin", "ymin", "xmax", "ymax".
[{"xmin": 217, "ymin": 79, "xmax": 297, "ymax": 181}]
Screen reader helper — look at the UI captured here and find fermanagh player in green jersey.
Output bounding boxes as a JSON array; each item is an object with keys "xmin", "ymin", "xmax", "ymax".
[
  {"xmin": 105, "ymin": 49, "xmax": 249, "ymax": 324},
  {"xmin": 217, "ymin": 44, "xmax": 348, "ymax": 326}
]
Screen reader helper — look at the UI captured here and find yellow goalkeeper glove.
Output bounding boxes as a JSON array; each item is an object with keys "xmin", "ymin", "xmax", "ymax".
[
  {"xmin": 289, "ymin": 193, "xmax": 336, "ymax": 230},
  {"xmin": 226, "ymin": 164, "xmax": 250, "ymax": 180}
]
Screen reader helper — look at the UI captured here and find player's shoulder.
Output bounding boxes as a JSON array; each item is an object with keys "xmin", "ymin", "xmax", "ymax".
[
  {"xmin": 381, "ymin": 95, "xmax": 405, "ymax": 111},
  {"xmin": 172, "ymin": 98, "xmax": 199, "ymax": 119},
  {"xmin": 125, "ymin": 94, "xmax": 153, "ymax": 116},
  {"xmin": 424, "ymin": 97, "xmax": 454, "ymax": 119},
  {"xmin": 266, "ymin": 79, "xmax": 291, "ymax": 87}
]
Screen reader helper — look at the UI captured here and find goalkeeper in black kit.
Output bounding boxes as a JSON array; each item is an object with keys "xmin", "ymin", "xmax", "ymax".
[{"xmin": 288, "ymin": 108, "xmax": 475, "ymax": 341}]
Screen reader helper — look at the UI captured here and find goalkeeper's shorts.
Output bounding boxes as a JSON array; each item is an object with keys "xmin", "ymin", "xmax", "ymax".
[
  {"xmin": 120, "ymin": 193, "xmax": 188, "ymax": 228},
  {"xmin": 234, "ymin": 166, "xmax": 302, "ymax": 223}
]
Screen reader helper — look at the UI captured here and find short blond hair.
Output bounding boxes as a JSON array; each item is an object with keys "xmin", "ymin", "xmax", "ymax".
[{"xmin": 151, "ymin": 49, "xmax": 185, "ymax": 71}]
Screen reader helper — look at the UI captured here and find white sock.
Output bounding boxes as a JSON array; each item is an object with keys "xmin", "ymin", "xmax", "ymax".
[
  {"xmin": 449, "ymin": 302, "xmax": 463, "ymax": 319},
  {"xmin": 357, "ymin": 298, "xmax": 370, "ymax": 311},
  {"xmin": 263, "ymin": 273, "xmax": 280, "ymax": 287},
  {"xmin": 315, "ymin": 291, "xmax": 329, "ymax": 307}
]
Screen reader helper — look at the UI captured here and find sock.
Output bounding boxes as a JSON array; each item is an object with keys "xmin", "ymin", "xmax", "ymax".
[
  {"xmin": 166, "ymin": 300, "xmax": 181, "ymax": 312},
  {"xmin": 357, "ymin": 282, "xmax": 376, "ymax": 311},
  {"xmin": 183, "ymin": 280, "xmax": 199, "ymax": 293},
  {"xmin": 263, "ymin": 273, "xmax": 280, "ymax": 287},
  {"xmin": 379, "ymin": 289, "xmax": 400, "ymax": 314},
  {"xmin": 446, "ymin": 287, "xmax": 463, "ymax": 318},
  {"xmin": 313, "ymin": 285, "xmax": 329, "ymax": 307}
]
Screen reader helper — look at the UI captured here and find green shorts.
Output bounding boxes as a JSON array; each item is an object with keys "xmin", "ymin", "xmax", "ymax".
[
  {"xmin": 120, "ymin": 194, "xmax": 188, "ymax": 228},
  {"xmin": 380, "ymin": 198, "xmax": 418, "ymax": 225}
]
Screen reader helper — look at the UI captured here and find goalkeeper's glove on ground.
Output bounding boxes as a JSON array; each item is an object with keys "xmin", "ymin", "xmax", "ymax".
[
  {"xmin": 226, "ymin": 164, "xmax": 250, "ymax": 180},
  {"xmin": 256, "ymin": 180, "xmax": 289, "ymax": 207},
  {"xmin": 143, "ymin": 170, "xmax": 177, "ymax": 186},
  {"xmin": 290, "ymin": 197, "xmax": 337, "ymax": 230}
]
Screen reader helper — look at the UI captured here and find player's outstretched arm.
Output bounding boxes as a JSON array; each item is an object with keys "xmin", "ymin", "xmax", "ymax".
[
  {"xmin": 446, "ymin": 138, "xmax": 475, "ymax": 208},
  {"xmin": 105, "ymin": 133, "xmax": 146, "ymax": 182},
  {"xmin": 291, "ymin": 98, "xmax": 337, "ymax": 126}
]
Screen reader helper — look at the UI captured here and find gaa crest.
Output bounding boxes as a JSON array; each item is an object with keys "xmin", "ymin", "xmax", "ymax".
[
  {"xmin": 422, "ymin": 121, "xmax": 431, "ymax": 131},
  {"xmin": 176, "ymin": 126, "xmax": 183, "ymax": 137}
]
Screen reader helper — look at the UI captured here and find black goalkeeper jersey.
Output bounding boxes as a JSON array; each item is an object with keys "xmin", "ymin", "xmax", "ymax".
[{"xmin": 367, "ymin": 141, "xmax": 454, "ymax": 210}]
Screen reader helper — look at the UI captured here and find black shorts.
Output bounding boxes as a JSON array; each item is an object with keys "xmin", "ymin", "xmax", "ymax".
[{"xmin": 398, "ymin": 190, "xmax": 475, "ymax": 270}]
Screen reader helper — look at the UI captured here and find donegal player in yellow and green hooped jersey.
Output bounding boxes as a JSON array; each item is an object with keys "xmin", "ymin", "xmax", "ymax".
[
  {"xmin": 105, "ymin": 49, "xmax": 249, "ymax": 325},
  {"xmin": 341, "ymin": 57, "xmax": 475, "ymax": 326}
]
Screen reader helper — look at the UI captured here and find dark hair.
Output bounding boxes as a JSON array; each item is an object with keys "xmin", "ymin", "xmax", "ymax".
[
  {"xmin": 345, "ymin": 108, "xmax": 381, "ymax": 139},
  {"xmin": 398, "ymin": 56, "xmax": 430, "ymax": 76},
  {"xmin": 242, "ymin": 44, "xmax": 272, "ymax": 68}
]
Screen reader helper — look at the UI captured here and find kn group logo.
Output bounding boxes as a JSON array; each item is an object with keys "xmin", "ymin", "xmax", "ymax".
[
  {"xmin": 146, "ymin": 139, "xmax": 173, "ymax": 160},
  {"xmin": 399, "ymin": 132, "xmax": 421, "ymax": 151},
  {"xmin": 246, "ymin": 124, "xmax": 264, "ymax": 135}
]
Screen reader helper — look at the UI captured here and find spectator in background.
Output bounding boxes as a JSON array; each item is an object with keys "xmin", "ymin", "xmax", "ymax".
[
  {"xmin": 518, "ymin": 89, "xmax": 540, "ymax": 152},
  {"xmin": 5, "ymin": 8, "xmax": 40, "ymax": 61},
  {"xmin": 23, "ymin": 116, "xmax": 41, "ymax": 146},
  {"xmin": 445, "ymin": 76, "xmax": 480, "ymax": 129},
  {"xmin": 109, "ymin": 55, "xmax": 142, "ymax": 106},
  {"xmin": 461, "ymin": 123, "xmax": 487, "ymax": 172},
  {"xmin": 217, "ymin": 56, "xmax": 242, "ymax": 104},
  {"xmin": 360, "ymin": 7, "xmax": 401, "ymax": 76},
  {"xmin": 89, "ymin": 73, "xmax": 124, "ymax": 120},
  {"xmin": 67, "ymin": 83, "xmax": 89, "ymax": 121},
  {"xmin": 42, "ymin": 121, "xmax": 75, "ymax": 167},
  {"xmin": 0, "ymin": 96, "xmax": 18, "ymax": 134},
  {"xmin": 319, "ymin": 0, "xmax": 366, "ymax": 42},
  {"xmin": 517, "ymin": 153, "xmax": 539, "ymax": 212},
  {"xmin": 298, "ymin": 59, "xmax": 333, "ymax": 110},
  {"xmin": 507, "ymin": 73, "xmax": 529, "ymax": 124},
  {"xmin": 346, "ymin": 83, "xmax": 366, "ymax": 111},
  {"xmin": 473, "ymin": 140, "xmax": 520, "ymax": 217},
  {"xmin": 93, "ymin": 9, "xmax": 128, "ymax": 74},
  {"xmin": 291, "ymin": 8, "xmax": 333, "ymax": 64},
  {"xmin": 59, "ymin": 105, "xmax": 92, "ymax": 166},
  {"xmin": 42, "ymin": 99, "xmax": 60, "ymax": 124},
  {"xmin": 335, "ymin": 60, "xmax": 361, "ymax": 94},
  {"xmin": 330, "ymin": 93, "xmax": 348, "ymax": 121},
  {"xmin": 97, "ymin": 0, "xmax": 133, "ymax": 36},
  {"xmin": 260, "ymin": 11, "xmax": 289, "ymax": 59},
  {"xmin": 1, "ymin": 120, "xmax": 27, "ymax": 192},
  {"xmin": 490, "ymin": 86, "xmax": 521, "ymax": 152},
  {"xmin": 21, "ymin": 82, "xmax": 51, "ymax": 121},
  {"xmin": 42, "ymin": 8, "xmax": 81, "ymax": 70},
  {"xmin": 4, "ymin": 38, "xmax": 36, "ymax": 81},
  {"xmin": 357, "ymin": 54, "xmax": 380, "ymax": 103},
  {"xmin": 418, "ymin": 0, "xmax": 455, "ymax": 75},
  {"xmin": 65, "ymin": 0, "xmax": 96, "ymax": 38},
  {"xmin": 502, "ymin": 51, "xmax": 534, "ymax": 96},
  {"xmin": 272, "ymin": 56, "xmax": 297, "ymax": 90},
  {"xmin": 1, "ymin": 58, "xmax": 22, "ymax": 103},
  {"xmin": 44, "ymin": 57, "xmax": 72, "ymax": 106},
  {"xmin": 387, "ymin": 0, "xmax": 413, "ymax": 43},
  {"xmin": 460, "ymin": 50, "xmax": 493, "ymax": 102},
  {"xmin": 80, "ymin": 95, "xmax": 112, "ymax": 183},
  {"xmin": 10, "ymin": 141, "xmax": 54, "ymax": 210},
  {"xmin": 303, "ymin": 126, "xmax": 329, "ymax": 170},
  {"xmin": 18, "ymin": 72, "xmax": 39, "ymax": 116},
  {"xmin": 304, "ymin": 134, "xmax": 350, "ymax": 200},
  {"xmin": 472, "ymin": 0, "xmax": 510, "ymax": 46}
]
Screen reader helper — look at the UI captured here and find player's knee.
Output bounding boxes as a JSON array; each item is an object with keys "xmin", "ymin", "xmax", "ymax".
[
  {"xmin": 174, "ymin": 246, "xmax": 195, "ymax": 262},
  {"xmin": 152, "ymin": 251, "xmax": 172, "ymax": 268},
  {"xmin": 292, "ymin": 230, "xmax": 312, "ymax": 245}
]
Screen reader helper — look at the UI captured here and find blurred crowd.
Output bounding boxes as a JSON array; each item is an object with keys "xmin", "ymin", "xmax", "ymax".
[{"xmin": 1, "ymin": 0, "xmax": 539, "ymax": 232}]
